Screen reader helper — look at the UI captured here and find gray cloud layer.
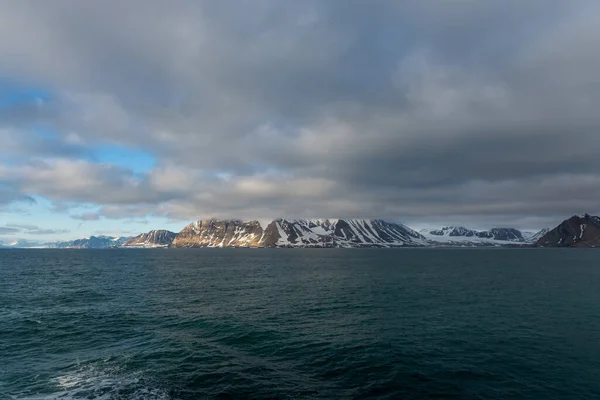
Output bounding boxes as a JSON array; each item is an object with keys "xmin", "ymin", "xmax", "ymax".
[
  {"xmin": 1, "ymin": 223, "xmax": 68, "ymax": 235},
  {"xmin": 1, "ymin": 0, "xmax": 599, "ymax": 229}
]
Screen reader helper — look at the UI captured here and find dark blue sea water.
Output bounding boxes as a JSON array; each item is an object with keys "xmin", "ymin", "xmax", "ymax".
[{"xmin": 1, "ymin": 249, "xmax": 600, "ymax": 399}]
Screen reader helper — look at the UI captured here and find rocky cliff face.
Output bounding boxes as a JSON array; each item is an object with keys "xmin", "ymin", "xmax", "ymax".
[
  {"xmin": 171, "ymin": 220, "xmax": 268, "ymax": 248},
  {"xmin": 123, "ymin": 230, "xmax": 176, "ymax": 248},
  {"xmin": 171, "ymin": 219, "xmax": 428, "ymax": 248},
  {"xmin": 536, "ymin": 214, "xmax": 600, "ymax": 247},
  {"xmin": 476, "ymin": 228, "xmax": 524, "ymax": 241}
]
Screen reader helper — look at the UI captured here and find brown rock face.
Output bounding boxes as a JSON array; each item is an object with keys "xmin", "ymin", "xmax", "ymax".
[
  {"xmin": 170, "ymin": 218, "xmax": 427, "ymax": 248},
  {"xmin": 536, "ymin": 214, "xmax": 600, "ymax": 247},
  {"xmin": 123, "ymin": 230, "xmax": 176, "ymax": 247},
  {"xmin": 171, "ymin": 220, "xmax": 266, "ymax": 248},
  {"xmin": 260, "ymin": 221, "xmax": 282, "ymax": 247}
]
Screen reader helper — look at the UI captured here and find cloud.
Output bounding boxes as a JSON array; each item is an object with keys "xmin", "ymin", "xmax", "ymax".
[
  {"xmin": 0, "ymin": 227, "xmax": 20, "ymax": 234},
  {"xmin": 0, "ymin": 159, "xmax": 169, "ymax": 204},
  {"xmin": 0, "ymin": 1, "xmax": 599, "ymax": 229},
  {"xmin": 6, "ymin": 223, "xmax": 39, "ymax": 230},
  {"xmin": 1, "ymin": 223, "xmax": 69, "ymax": 235},
  {"xmin": 0, "ymin": 128, "xmax": 90, "ymax": 162},
  {"xmin": 94, "ymin": 229, "xmax": 138, "ymax": 236},
  {"xmin": 70, "ymin": 212, "xmax": 101, "ymax": 221},
  {"xmin": 29, "ymin": 228, "xmax": 70, "ymax": 235},
  {"xmin": 0, "ymin": 185, "xmax": 36, "ymax": 206}
]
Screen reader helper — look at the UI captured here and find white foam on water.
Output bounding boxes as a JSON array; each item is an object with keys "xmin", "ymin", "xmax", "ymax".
[
  {"xmin": 18, "ymin": 360, "xmax": 171, "ymax": 400},
  {"xmin": 56, "ymin": 371, "xmax": 87, "ymax": 389}
]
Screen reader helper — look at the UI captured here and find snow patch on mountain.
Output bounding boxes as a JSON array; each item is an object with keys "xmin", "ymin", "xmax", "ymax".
[
  {"xmin": 420, "ymin": 226, "xmax": 545, "ymax": 246},
  {"xmin": 171, "ymin": 218, "xmax": 428, "ymax": 248}
]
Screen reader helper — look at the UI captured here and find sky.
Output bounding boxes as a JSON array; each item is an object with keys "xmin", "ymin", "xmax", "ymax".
[{"xmin": 1, "ymin": 0, "xmax": 600, "ymax": 243}]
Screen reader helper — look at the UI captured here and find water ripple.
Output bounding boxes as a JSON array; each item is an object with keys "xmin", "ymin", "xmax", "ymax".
[{"xmin": 1, "ymin": 248, "xmax": 600, "ymax": 399}]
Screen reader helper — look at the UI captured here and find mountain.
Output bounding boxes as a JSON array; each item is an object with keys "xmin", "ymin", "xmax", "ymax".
[
  {"xmin": 523, "ymin": 228, "xmax": 551, "ymax": 243},
  {"xmin": 0, "ymin": 219, "xmax": 573, "ymax": 249},
  {"xmin": 420, "ymin": 226, "xmax": 543, "ymax": 246},
  {"xmin": 123, "ymin": 230, "xmax": 176, "ymax": 248},
  {"xmin": 272, "ymin": 219, "xmax": 428, "ymax": 247},
  {"xmin": 49, "ymin": 236, "xmax": 131, "ymax": 249},
  {"xmin": 536, "ymin": 214, "xmax": 600, "ymax": 247},
  {"xmin": 1, "ymin": 239, "xmax": 47, "ymax": 248},
  {"xmin": 172, "ymin": 220, "xmax": 266, "ymax": 248},
  {"xmin": 476, "ymin": 228, "xmax": 524, "ymax": 241},
  {"xmin": 171, "ymin": 219, "xmax": 428, "ymax": 248},
  {"xmin": 429, "ymin": 226, "xmax": 477, "ymax": 237}
]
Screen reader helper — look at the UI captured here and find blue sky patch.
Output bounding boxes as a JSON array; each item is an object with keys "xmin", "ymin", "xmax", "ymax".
[
  {"xmin": 93, "ymin": 145, "xmax": 156, "ymax": 174},
  {"xmin": 0, "ymin": 80, "xmax": 52, "ymax": 108}
]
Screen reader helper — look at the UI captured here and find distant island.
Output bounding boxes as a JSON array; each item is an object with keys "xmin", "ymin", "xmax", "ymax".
[{"xmin": 2, "ymin": 214, "xmax": 599, "ymax": 249}]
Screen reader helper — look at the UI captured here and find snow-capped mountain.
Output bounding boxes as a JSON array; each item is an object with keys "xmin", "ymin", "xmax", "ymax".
[
  {"xmin": 536, "ymin": 214, "xmax": 600, "ymax": 247},
  {"xmin": 1, "ymin": 239, "xmax": 47, "ymax": 248},
  {"xmin": 271, "ymin": 219, "xmax": 428, "ymax": 247},
  {"xmin": 171, "ymin": 219, "xmax": 428, "ymax": 248},
  {"xmin": 523, "ymin": 228, "xmax": 551, "ymax": 243},
  {"xmin": 0, "ymin": 236, "xmax": 131, "ymax": 249},
  {"xmin": 123, "ymin": 230, "xmax": 176, "ymax": 248},
  {"xmin": 0, "ymin": 219, "xmax": 569, "ymax": 249},
  {"xmin": 420, "ymin": 226, "xmax": 546, "ymax": 246},
  {"xmin": 427, "ymin": 226, "xmax": 478, "ymax": 238},
  {"xmin": 49, "ymin": 236, "xmax": 131, "ymax": 249}
]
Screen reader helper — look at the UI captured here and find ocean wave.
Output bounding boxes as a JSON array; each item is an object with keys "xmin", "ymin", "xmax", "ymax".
[{"xmin": 14, "ymin": 359, "xmax": 171, "ymax": 400}]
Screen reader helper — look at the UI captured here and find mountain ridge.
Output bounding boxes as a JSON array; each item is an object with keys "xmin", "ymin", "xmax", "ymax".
[
  {"xmin": 536, "ymin": 214, "xmax": 600, "ymax": 247},
  {"xmin": 2, "ymin": 215, "xmax": 598, "ymax": 248},
  {"xmin": 50, "ymin": 236, "xmax": 131, "ymax": 249},
  {"xmin": 170, "ymin": 218, "xmax": 429, "ymax": 248},
  {"xmin": 419, "ymin": 226, "xmax": 540, "ymax": 246},
  {"xmin": 123, "ymin": 230, "xmax": 176, "ymax": 248}
]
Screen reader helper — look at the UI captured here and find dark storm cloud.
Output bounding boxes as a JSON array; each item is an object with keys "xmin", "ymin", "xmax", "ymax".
[{"xmin": 0, "ymin": 0, "xmax": 599, "ymax": 228}]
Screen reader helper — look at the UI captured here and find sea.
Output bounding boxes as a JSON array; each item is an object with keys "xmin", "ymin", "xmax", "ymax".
[{"xmin": 1, "ymin": 248, "xmax": 599, "ymax": 399}]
